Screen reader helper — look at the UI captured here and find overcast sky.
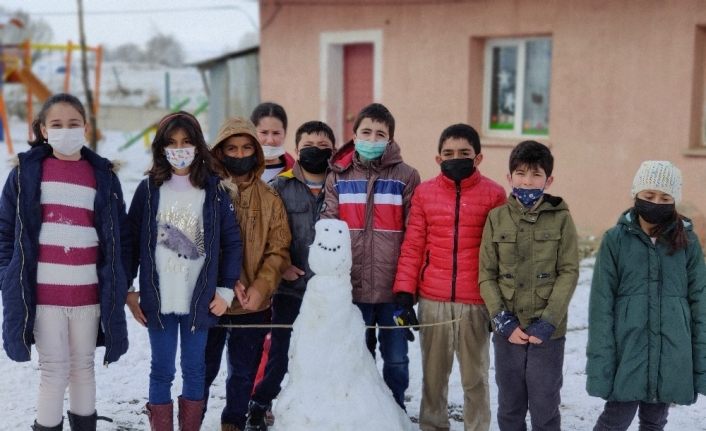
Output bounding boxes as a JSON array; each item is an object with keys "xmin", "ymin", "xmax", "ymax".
[{"xmin": 0, "ymin": 0, "xmax": 260, "ymax": 62}]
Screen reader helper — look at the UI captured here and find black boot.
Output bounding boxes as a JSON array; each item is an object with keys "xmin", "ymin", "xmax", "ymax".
[
  {"xmin": 243, "ymin": 400, "xmax": 268, "ymax": 431},
  {"xmin": 67, "ymin": 411, "xmax": 97, "ymax": 431},
  {"xmin": 32, "ymin": 419, "xmax": 63, "ymax": 431}
]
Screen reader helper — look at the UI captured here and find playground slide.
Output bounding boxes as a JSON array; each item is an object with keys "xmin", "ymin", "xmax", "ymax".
[
  {"xmin": 15, "ymin": 67, "xmax": 52, "ymax": 102},
  {"xmin": 118, "ymin": 98, "xmax": 211, "ymax": 151}
]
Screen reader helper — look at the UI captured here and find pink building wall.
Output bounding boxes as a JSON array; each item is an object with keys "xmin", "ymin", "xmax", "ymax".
[{"xmin": 259, "ymin": 0, "xmax": 706, "ymax": 240}]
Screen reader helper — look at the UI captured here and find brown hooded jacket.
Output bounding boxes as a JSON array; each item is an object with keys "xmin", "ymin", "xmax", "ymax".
[{"xmin": 211, "ymin": 117, "xmax": 291, "ymax": 314}]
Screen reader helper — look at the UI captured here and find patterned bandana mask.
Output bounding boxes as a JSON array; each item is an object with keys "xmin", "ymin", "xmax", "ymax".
[
  {"xmin": 512, "ymin": 187, "xmax": 544, "ymax": 208},
  {"xmin": 165, "ymin": 147, "xmax": 196, "ymax": 169}
]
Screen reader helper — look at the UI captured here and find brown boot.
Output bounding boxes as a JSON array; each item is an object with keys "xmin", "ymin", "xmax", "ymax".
[
  {"xmin": 220, "ymin": 424, "xmax": 240, "ymax": 431},
  {"xmin": 146, "ymin": 402, "xmax": 174, "ymax": 431},
  {"xmin": 177, "ymin": 396, "xmax": 204, "ymax": 431}
]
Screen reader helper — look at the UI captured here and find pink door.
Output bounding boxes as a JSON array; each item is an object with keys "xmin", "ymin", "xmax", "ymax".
[{"xmin": 343, "ymin": 43, "xmax": 374, "ymax": 142}]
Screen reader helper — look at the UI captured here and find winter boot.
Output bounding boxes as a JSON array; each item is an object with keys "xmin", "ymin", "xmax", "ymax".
[
  {"xmin": 146, "ymin": 401, "xmax": 174, "ymax": 431},
  {"xmin": 244, "ymin": 400, "xmax": 268, "ymax": 431},
  {"xmin": 220, "ymin": 424, "xmax": 240, "ymax": 431},
  {"xmin": 67, "ymin": 411, "xmax": 97, "ymax": 431},
  {"xmin": 32, "ymin": 419, "xmax": 63, "ymax": 431},
  {"xmin": 177, "ymin": 396, "xmax": 204, "ymax": 431}
]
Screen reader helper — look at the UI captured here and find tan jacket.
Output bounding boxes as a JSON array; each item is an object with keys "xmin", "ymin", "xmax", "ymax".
[{"xmin": 213, "ymin": 117, "xmax": 291, "ymax": 315}]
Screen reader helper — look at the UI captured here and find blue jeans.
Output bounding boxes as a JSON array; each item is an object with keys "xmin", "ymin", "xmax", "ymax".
[
  {"xmin": 203, "ymin": 310, "xmax": 268, "ymax": 428},
  {"xmin": 148, "ymin": 313, "xmax": 209, "ymax": 404},
  {"xmin": 251, "ymin": 294, "xmax": 302, "ymax": 406},
  {"xmin": 356, "ymin": 302, "xmax": 409, "ymax": 409}
]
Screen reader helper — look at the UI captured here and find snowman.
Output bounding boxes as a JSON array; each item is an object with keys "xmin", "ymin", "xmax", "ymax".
[{"xmin": 272, "ymin": 219, "xmax": 413, "ymax": 430}]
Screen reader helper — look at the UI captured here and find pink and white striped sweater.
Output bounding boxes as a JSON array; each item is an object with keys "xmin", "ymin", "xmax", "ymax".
[{"xmin": 36, "ymin": 158, "xmax": 99, "ymax": 306}]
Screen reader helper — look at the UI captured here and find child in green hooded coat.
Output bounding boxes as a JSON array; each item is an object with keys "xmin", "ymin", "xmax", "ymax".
[{"xmin": 586, "ymin": 160, "xmax": 706, "ymax": 431}]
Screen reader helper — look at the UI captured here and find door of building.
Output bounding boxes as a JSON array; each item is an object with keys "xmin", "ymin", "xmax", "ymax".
[{"xmin": 343, "ymin": 43, "xmax": 373, "ymax": 142}]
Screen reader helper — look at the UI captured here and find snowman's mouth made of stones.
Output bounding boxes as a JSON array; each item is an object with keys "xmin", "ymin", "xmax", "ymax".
[{"xmin": 316, "ymin": 242, "xmax": 342, "ymax": 253}]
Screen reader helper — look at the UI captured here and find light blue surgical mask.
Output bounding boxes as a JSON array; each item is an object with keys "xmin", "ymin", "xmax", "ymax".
[{"xmin": 354, "ymin": 139, "xmax": 388, "ymax": 160}]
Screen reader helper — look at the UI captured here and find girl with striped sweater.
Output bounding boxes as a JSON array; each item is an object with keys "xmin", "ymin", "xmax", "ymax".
[{"xmin": 0, "ymin": 93, "xmax": 131, "ymax": 431}]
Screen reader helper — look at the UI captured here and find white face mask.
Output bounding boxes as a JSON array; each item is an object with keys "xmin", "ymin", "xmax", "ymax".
[
  {"xmin": 165, "ymin": 146, "xmax": 196, "ymax": 169},
  {"xmin": 47, "ymin": 128, "xmax": 86, "ymax": 156},
  {"xmin": 262, "ymin": 145, "xmax": 286, "ymax": 160}
]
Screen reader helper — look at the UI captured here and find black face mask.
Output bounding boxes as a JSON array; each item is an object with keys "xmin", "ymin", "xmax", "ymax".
[
  {"xmin": 634, "ymin": 197, "xmax": 675, "ymax": 225},
  {"xmin": 440, "ymin": 158, "xmax": 475, "ymax": 183},
  {"xmin": 222, "ymin": 154, "xmax": 258, "ymax": 176},
  {"xmin": 298, "ymin": 147, "xmax": 332, "ymax": 174}
]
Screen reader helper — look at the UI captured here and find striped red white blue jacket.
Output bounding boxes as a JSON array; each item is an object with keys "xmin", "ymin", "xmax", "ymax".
[{"xmin": 322, "ymin": 140, "xmax": 420, "ymax": 304}]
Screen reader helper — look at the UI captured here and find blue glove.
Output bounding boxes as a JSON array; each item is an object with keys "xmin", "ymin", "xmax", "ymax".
[
  {"xmin": 525, "ymin": 319, "xmax": 555, "ymax": 342},
  {"xmin": 491, "ymin": 311, "xmax": 520, "ymax": 338},
  {"xmin": 393, "ymin": 293, "xmax": 419, "ymax": 341}
]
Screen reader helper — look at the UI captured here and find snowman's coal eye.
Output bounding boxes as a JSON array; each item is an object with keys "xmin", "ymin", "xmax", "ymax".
[
  {"xmin": 325, "ymin": 228, "xmax": 329, "ymax": 231},
  {"xmin": 338, "ymin": 230, "xmax": 342, "ymax": 233}
]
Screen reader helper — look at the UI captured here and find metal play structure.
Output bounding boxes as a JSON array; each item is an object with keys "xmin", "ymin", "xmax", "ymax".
[
  {"xmin": 0, "ymin": 39, "xmax": 103, "ymax": 154},
  {"xmin": 118, "ymin": 98, "xmax": 209, "ymax": 152}
]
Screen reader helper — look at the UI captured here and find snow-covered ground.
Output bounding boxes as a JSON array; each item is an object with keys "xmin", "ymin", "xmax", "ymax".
[{"xmin": 0, "ymin": 119, "xmax": 704, "ymax": 430}]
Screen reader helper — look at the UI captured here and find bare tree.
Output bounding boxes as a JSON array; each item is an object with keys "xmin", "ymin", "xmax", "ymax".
[
  {"xmin": 76, "ymin": 0, "xmax": 97, "ymax": 150},
  {"xmin": 0, "ymin": 7, "xmax": 53, "ymax": 62},
  {"xmin": 145, "ymin": 33, "xmax": 185, "ymax": 67},
  {"xmin": 105, "ymin": 42, "xmax": 145, "ymax": 63}
]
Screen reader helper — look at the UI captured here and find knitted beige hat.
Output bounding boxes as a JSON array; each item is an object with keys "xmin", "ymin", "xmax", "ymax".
[{"xmin": 631, "ymin": 161, "xmax": 682, "ymax": 204}]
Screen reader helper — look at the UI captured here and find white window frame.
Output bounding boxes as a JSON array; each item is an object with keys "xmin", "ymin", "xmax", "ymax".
[
  {"xmin": 482, "ymin": 37, "xmax": 551, "ymax": 138},
  {"xmin": 319, "ymin": 29, "xmax": 383, "ymax": 142}
]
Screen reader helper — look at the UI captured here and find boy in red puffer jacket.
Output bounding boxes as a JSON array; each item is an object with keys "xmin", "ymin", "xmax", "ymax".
[{"xmin": 393, "ymin": 123, "xmax": 505, "ymax": 431}]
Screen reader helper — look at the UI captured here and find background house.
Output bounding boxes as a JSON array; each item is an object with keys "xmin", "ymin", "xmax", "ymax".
[
  {"xmin": 258, "ymin": 0, "xmax": 706, "ymax": 241},
  {"xmin": 193, "ymin": 45, "xmax": 260, "ymax": 142}
]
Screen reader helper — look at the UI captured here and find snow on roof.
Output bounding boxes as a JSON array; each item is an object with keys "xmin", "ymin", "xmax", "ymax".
[{"xmin": 189, "ymin": 44, "xmax": 259, "ymax": 69}]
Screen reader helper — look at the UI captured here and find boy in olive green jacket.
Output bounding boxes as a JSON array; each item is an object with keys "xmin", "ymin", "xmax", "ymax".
[{"xmin": 479, "ymin": 140, "xmax": 579, "ymax": 431}]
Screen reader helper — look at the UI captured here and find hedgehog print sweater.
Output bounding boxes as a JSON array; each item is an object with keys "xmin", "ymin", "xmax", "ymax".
[{"xmin": 155, "ymin": 174, "xmax": 207, "ymax": 314}]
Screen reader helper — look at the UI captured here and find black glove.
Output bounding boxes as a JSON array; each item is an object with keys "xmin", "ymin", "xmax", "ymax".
[
  {"xmin": 491, "ymin": 311, "xmax": 520, "ymax": 339},
  {"xmin": 525, "ymin": 319, "xmax": 555, "ymax": 343},
  {"xmin": 393, "ymin": 292, "xmax": 419, "ymax": 341}
]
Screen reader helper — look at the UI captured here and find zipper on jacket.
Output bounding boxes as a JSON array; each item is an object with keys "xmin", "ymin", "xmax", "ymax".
[
  {"xmin": 148, "ymin": 183, "xmax": 164, "ymax": 329},
  {"xmin": 16, "ymin": 162, "xmax": 31, "ymax": 357},
  {"xmin": 420, "ymin": 250, "xmax": 431, "ymax": 281},
  {"xmin": 103, "ymin": 176, "xmax": 117, "ymax": 365},
  {"xmin": 365, "ymin": 171, "xmax": 375, "ymax": 301},
  {"xmin": 192, "ymin": 192, "xmax": 217, "ymax": 332},
  {"xmin": 451, "ymin": 183, "xmax": 461, "ymax": 303}
]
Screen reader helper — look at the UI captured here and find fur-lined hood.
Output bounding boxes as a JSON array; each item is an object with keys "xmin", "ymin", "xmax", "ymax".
[{"xmin": 8, "ymin": 144, "xmax": 122, "ymax": 173}]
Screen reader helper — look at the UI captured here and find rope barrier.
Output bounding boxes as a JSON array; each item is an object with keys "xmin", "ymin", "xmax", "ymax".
[{"xmin": 215, "ymin": 316, "xmax": 465, "ymax": 330}]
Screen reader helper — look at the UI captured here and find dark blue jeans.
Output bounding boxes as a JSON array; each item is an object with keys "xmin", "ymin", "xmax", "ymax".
[
  {"xmin": 493, "ymin": 334, "xmax": 565, "ymax": 431},
  {"xmin": 251, "ymin": 293, "xmax": 302, "ymax": 406},
  {"xmin": 203, "ymin": 310, "xmax": 268, "ymax": 428},
  {"xmin": 593, "ymin": 401, "xmax": 669, "ymax": 431},
  {"xmin": 356, "ymin": 302, "xmax": 409, "ymax": 410},
  {"xmin": 147, "ymin": 313, "xmax": 209, "ymax": 404}
]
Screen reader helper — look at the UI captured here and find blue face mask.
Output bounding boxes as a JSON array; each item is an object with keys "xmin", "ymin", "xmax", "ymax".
[
  {"xmin": 512, "ymin": 187, "xmax": 544, "ymax": 208},
  {"xmin": 354, "ymin": 139, "xmax": 388, "ymax": 160}
]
